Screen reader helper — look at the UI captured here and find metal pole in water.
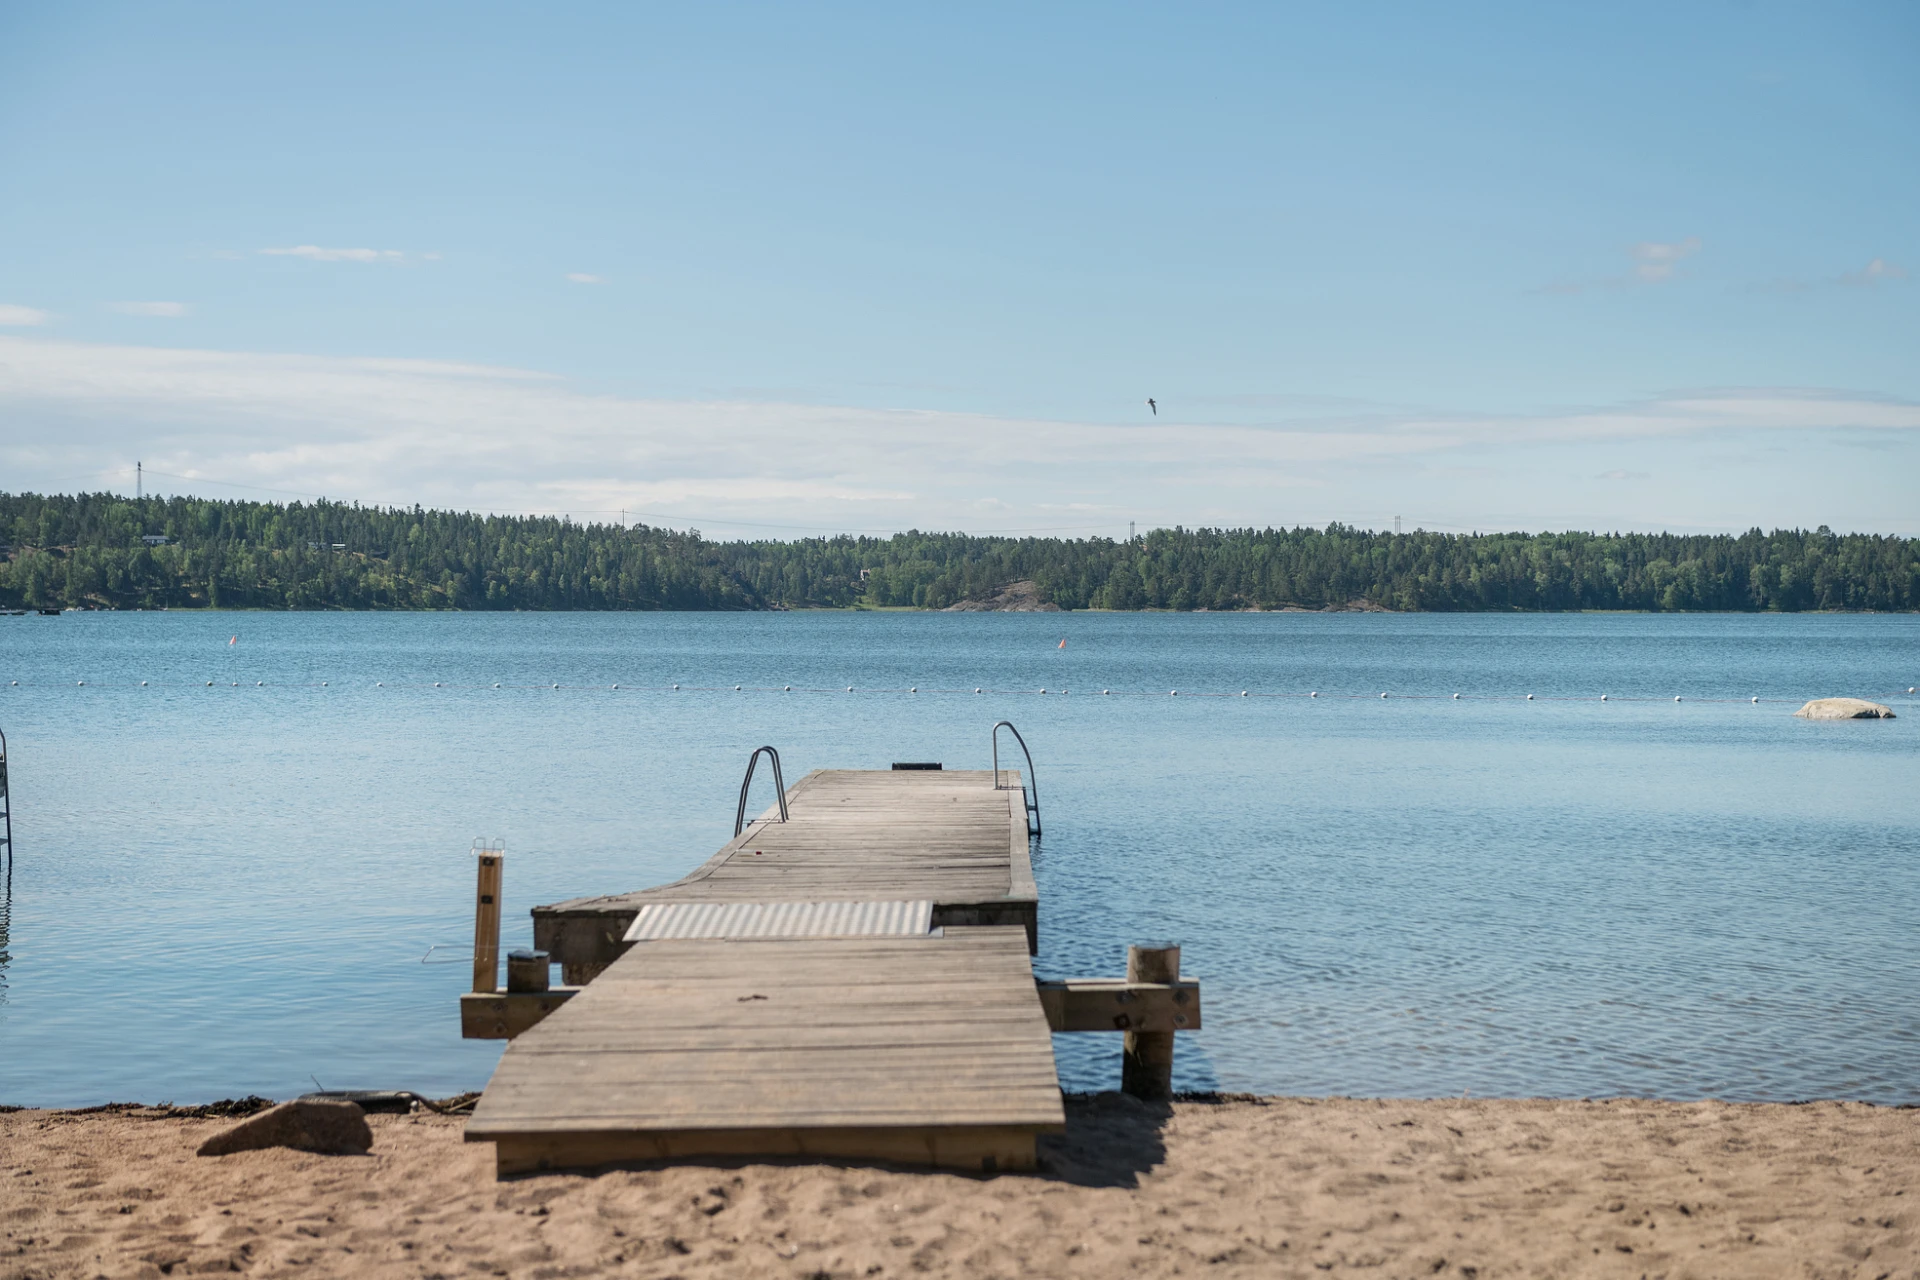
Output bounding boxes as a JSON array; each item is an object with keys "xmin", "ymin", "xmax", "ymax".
[{"xmin": 0, "ymin": 727, "xmax": 12, "ymax": 878}]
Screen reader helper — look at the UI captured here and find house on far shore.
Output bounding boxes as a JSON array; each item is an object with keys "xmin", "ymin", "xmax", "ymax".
[{"xmin": 141, "ymin": 534, "xmax": 169, "ymax": 546}]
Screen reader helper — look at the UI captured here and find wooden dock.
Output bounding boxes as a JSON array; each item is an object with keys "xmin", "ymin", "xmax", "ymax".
[{"xmin": 462, "ymin": 763, "xmax": 1197, "ymax": 1176}]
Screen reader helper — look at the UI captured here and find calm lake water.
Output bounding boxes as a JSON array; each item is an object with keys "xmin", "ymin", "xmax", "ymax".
[{"xmin": 0, "ymin": 611, "xmax": 1915, "ymax": 1107}]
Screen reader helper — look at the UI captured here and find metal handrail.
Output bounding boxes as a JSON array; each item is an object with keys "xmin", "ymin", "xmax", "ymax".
[
  {"xmin": 991, "ymin": 721, "xmax": 1041, "ymax": 837},
  {"xmin": 735, "ymin": 745, "xmax": 789, "ymax": 837},
  {"xmin": 0, "ymin": 726, "xmax": 10, "ymax": 875}
]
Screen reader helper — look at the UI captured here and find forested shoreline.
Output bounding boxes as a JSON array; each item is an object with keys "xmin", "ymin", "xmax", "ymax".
[{"xmin": 1, "ymin": 492, "xmax": 1915, "ymax": 613}]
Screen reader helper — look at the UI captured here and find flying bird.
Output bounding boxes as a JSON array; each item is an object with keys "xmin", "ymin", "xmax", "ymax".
[{"xmin": 1146, "ymin": 398, "xmax": 1157, "ymax": 415}]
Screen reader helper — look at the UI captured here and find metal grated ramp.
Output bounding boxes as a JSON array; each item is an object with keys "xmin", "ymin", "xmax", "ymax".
[{"xmin": 623, "ymin": 898, "xmax": 933, "ymax": 942}]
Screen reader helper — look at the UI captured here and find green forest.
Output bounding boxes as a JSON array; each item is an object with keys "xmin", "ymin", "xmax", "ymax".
[{"xmin": 1, "ymin": 492, "xmax": 1915, "ymax": 613}]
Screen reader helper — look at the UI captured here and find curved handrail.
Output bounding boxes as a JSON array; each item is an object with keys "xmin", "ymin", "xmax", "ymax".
[
  {"xmin": 735, "ymin": 745, "xmax": 790, "ymax": 837},
  {"xmin": 991, "ymin": 721, "xmax": 1041, "ymax": 837}
]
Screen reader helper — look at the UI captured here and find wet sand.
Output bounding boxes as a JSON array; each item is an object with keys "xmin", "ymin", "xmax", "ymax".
[{"xmin": 3, "ymin": 1093, "xmax": 1914, "ymax": 1279}]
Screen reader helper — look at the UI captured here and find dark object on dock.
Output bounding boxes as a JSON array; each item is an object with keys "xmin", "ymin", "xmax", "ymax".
[
  {"xmin": 506, "ymin": 948, "xmax": 550, "ymax": 992},
  {"xmin": 197, "ymin": 1098, "xmax": 372, "ymax": 1156},
  {"xmin": 37, "ymin": 608, "xmax": 59, "ymax": 616},
  {"xmin": 891, "ymin": 762, "xmax": 943, "ymax": 770}
]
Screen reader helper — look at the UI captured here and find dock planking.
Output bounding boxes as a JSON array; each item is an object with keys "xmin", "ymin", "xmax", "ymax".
[
  {"xmin": 533, "ymin": 769, "xmax": 1037, "ymax": 983},
  {"xmin": 466, "ymin": 767, "xmax": 1063, "ymax": 1175}
]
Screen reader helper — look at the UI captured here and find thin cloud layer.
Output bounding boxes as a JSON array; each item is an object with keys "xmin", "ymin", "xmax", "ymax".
[
  {"xmin": 0, "ymin": 336, "xmax": 1914, "ymax": 535},
  {"xmin": 1842, "ymin": 258, "xmax": 1907, "ymax": 287},
  {"xmin": 565, "ymin": 273, "xmax": 606, "ymax": 284},
  {"xmin": 1630, "ymin": 238, "xmax": 1702, "ymax": 282},
  {"xmin": 108, "ymin": 301, "xmax": 190, "ymax": 317},
  {"xmin": 259, "ymin": 246, "xmax": 413, "ymax": 263},
  {"xmin": 0, "ymin": 304, "xmax": 49, "ymax": 326}
]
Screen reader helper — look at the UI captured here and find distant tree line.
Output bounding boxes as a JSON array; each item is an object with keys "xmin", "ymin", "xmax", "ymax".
[{"xmin": 1, "ymin": 492, "xmax": 1915, "ymax": 612}]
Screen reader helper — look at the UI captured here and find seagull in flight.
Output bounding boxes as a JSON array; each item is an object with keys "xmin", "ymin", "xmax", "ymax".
[{"xmin": 1146, "ymin": 397, "xmax": 1157, "ymax": 416}]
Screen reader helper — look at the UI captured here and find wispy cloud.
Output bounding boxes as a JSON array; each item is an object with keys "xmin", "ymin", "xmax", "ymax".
[
  {"xmin": 0, "ymin": 336, "xmax": 1914, "ymax": 535},
  {"xmin": 259, "ymin": 245, "xmax": 411, "ymax": 263},
  {"xmin": 0, "ymin": 304, "xmax": 49, "ymax": 326},
  {"xmin": 1751, "ymin": 256, "xmax": 1911, "ymax": 295},
  {"xmin": 1596, "ymin": 469, "xmax": 1651, "ymax": 481},
  {"xmin": 1537, "ymin": 237, "xmax": 1704, "ymax": 295},
  {"xmin": 1841, "ymin": 257, "xmax": 1907, "ymax": 287},
  {"xmin": 565, "ymin": 272, "xmax": 606, "ymax": 285},
  {"xmin": 109, "ymin": 301, "xmax": 190, "ymax": 317},
  {"xmin": 1630, "ymin": 237, "xmax": 1702, "ymax": 282}
]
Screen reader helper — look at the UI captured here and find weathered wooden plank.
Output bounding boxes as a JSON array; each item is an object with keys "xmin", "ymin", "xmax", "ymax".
[
  {"xmin": 460, "ymin": 988, "xmax": 579, "ymax": 1039},
  {"xmin": 1035, "ymin": 978, "xmax": 1202, "ymax": 1033},
  {"xmin": 489, "ymin": 1125, "xmax": 1039, "ymax": 1175},
  {"xmin": 534, "ymin": 769, "xmax": 1038, "ymax": 980},
  {"xmin": 468, "ymin": 927, "xmax": 1063, "ymax": 1163}
]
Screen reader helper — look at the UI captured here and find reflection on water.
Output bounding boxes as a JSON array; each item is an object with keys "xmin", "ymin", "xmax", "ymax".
[
  {"xmin": 0, "ymin": 873, "xmax": 11, "ymax": 1005},
  {"xmin": 0, "ymin": 610, "xmax": 1914, "ymax": 1106}
]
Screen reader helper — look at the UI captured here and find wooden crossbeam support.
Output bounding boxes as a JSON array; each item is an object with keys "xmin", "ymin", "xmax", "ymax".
[
  {"xmin": 461, "ymin": 988, "xmax": 579, "ymax": 1040},
  {"xmin": 1035, "ymin": 978, "xmax": 1201, "ymax": 1033}
]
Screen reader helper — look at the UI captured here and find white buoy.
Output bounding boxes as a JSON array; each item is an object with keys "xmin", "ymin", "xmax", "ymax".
[
  {"xmin": 8, "ymin": 680, "xmax": 15, "ymax": 686},
  {"xmin": 376, "ymin": 681, "xmax": 384, "ymax": 687},
  {"xmin": 321, "ymin": 681, "xmax": 327, "ymax": 686},
  {"xmin": 1526, "ymin": 694, "xmax": 1534, "ymax": 700},
  {"xmin": 1102, "ymin": 689, "xmax": 1110, "ymax": 695},
  {"xmin": 552, "ymin": 683, "xmax": 559, "ymax": 689},
  {"xmin": 784, "ymin": 685, "xmax": 791, "ymax": 692},
  {"xmin": 975, "ymin": 687, "xmax": 982, "ymax": 694},
  {"xmin": 1910, "ymin": 687, "xmax": 1916, "ymax": 694},
  {"xmin": 672, "ymin": 683, "xmax": 679, "ymax": 690},
  {"xmin": 1452, "ymin": 693, "xmax": 1460, "ymax": 699},
  {"xmin": 140, "ymin": 680, "xmax": 147, "ymax": 686},
  {"xmin": 1600, "ymin": 694, "xmax": 1608, "ymax": 701},
  {"xmin": 1310, "ymin": 691, "xmax": 1318, "ymax": 697},
  {"xmin": 1241, "ymin": 691, "xmax": 1248, "ymax": 697},
  {"xmin": 434, "ymin": 681, "xmax": 442, "ymax": 687},
  {"xmin": 206, "ymin": 680, "xmax": 213, "ymax": 686},
  {"xmin": 1674, "ymin": 696, "xmax": 1682, "ymax": 702},
  {"xmin": 847, "ymin": 686, "xmax": 854, "ymax": 693},
  {"xmin": 1039, "ymin": 688, "xmax": 1046, "ymax": 695},
  {"xmin": 493, "ymin": 683, "xmax": 501, "ymax": 689},
  {"xmin": 910, "ymin": 687, "xmax": 918, "ymax": 693},
  {"xmin": 256, "ymin": 680, "xmax": 264, "ymax": 686},
  {"xmin": 611, "ymin": 684, "xmax": 619, "ymax": 690},
  {"xmin": 1751, "ymin": 696, "xmax": 1759, "ymax": 703},
  {"xmin": 734, "ymin": 685, "xmax": 742, "ymax": 691},
  {"xmin": 77, "ymin": 680, "xmax": 84, "ymax": 686},
  {"xmin": 1171, "ymin": 690, "xmax": 1178, "ymax": 696}
]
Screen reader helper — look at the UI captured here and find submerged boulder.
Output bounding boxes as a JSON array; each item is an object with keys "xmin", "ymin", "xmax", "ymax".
[
  {"xmin": 1794, "ymin": 698, "xmax": 1895, "ymax": 720},
  {"xmin": 196, "ymin": 1098, "xmax": 372, "ymax": 1157}
]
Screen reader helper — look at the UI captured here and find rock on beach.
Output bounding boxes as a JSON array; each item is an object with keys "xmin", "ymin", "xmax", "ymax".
[
  {"xmin": 196, "ymin": 1098, "xmax": 373, "ymax": 1157},
  {"xmin": 1794, "ymin": 697, "xmax": 1895, "ymax": 720}
]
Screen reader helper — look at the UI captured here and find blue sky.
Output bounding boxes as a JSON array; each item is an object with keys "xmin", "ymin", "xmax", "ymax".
[{"xmin": 1, "ymin": 1, "xmax": 1915, "ymax": 536}]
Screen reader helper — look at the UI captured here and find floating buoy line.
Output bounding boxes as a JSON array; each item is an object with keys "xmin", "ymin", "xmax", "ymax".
[{"xmin": 5, "ymin": 679, "xmax": 1915, "ymax": 706}]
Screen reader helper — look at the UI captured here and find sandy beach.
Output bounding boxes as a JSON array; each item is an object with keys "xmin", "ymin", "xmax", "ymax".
[{"xmin": 3, "ymin": 1093, "xmax": 1913, "ymax": 1279}]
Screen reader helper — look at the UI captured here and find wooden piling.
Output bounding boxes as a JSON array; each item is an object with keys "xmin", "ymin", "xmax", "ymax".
[
  {"xmin": 1121, "ymin": 941, "xmax": 1179, "ymax": 1100},
  {"xmin": 506, "ymin": 948, "xmax": 549, "ymax": 993},
  {"xmin": 473, "ymin": 849, "xmax": 503, "ymax": 994}
]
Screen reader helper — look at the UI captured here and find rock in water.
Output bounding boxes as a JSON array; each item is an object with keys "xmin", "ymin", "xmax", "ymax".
[
  {"xmin": 197, "ymin": 1099, "xmax": 373, "ymax": 1157},
  {"xmin": 1794, "ymin": 698, "xmax": 1895, "ymax": 720}
]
